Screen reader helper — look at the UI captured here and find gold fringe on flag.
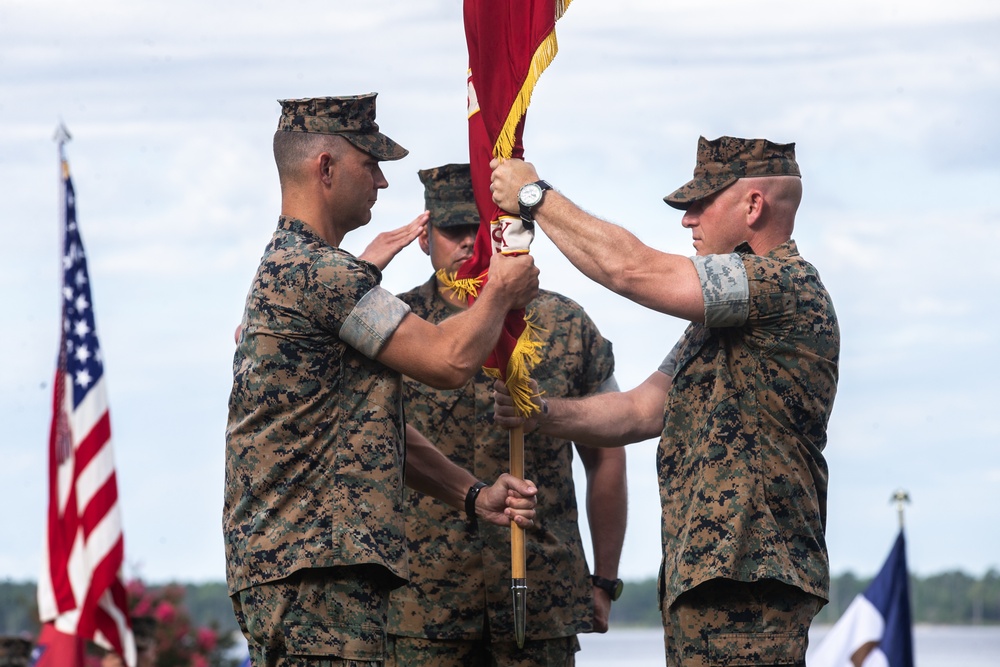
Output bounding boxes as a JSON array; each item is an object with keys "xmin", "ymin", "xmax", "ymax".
[
  {"xmin": 556, "ymin": 0, "xmax": 573, "ymax": 21},
  {"xmin": 493, "ymin": 27, "xmax": 560, "ymax": 161},
  {"xmin": 436, "ymin": 268, "xmax": 485, "ymax": 301},
  {"xmin": 483, "ymin": 315, "xmax": 546, "ymax": 417}
]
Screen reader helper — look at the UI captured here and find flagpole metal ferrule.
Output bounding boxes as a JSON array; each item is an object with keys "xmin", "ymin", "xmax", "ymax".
[{"xmin": 511, "ymin": 578, "xmax": 527, "ymax": 648}]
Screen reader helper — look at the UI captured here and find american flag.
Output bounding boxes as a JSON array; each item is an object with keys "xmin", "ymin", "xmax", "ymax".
[{"xmin": 35, "ymin": 132, "xmax": 136, "ymax": 667}]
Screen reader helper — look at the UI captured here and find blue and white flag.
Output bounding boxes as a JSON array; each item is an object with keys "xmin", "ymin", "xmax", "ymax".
[{"xmin": 810, "ymin": 531, "xmax": 914, "ymax": 667}]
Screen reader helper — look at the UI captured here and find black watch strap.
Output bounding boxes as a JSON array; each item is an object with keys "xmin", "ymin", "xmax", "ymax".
[
  {"xmin": 591, "ymin": 575, "xmax": 624, "ymax": 601},
  {"xmin": 465, "ymin": 481, "xmax": 488, "ymax": 527}
]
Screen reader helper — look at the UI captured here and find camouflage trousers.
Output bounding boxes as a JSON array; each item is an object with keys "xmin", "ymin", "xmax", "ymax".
[
  {"xmin": 662, "ymin": 578, "xmax": 823, "ymax": 667},
  {"xmin": 232, "ymin": 566, "xmax": 393, "ymax": 667},
  {"xmin": 385, "ymin": 632, "xmax": 579, "ymax": 667}
]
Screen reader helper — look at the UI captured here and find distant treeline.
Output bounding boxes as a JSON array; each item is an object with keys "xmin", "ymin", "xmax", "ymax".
[
  {"xmin": 0, "ymin": 581, "xmax": 239, "ymax": 638},
  {"xmin": 610, "ymin": 569, "xmax": 1000, "ymax": 627},
  {"xmin": 3, "ymin": 570, "xmax": 999, "ymax": 637}
]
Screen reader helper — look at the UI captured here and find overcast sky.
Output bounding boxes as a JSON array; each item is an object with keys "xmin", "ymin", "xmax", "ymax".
[{"xmin": 2, "ymin": 0, "xmax": 998, "ymax": 586}]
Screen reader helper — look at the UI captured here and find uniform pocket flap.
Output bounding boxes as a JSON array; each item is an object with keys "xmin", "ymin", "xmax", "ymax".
[
  {"xmin": 708, "ymin": 630, "xmax": 805, "ymax": 666},
  {"xmin": 285, "ymin": 622, "xmax": 385, "ymax": 661}
]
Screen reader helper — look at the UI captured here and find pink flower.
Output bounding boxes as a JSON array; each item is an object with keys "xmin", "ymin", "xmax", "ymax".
[
  {"xmin": 132, "ymin": 598, "xmax": 152, "ymax": 617},
  {"xmin": 196, "ymin": 626, "xmax": 217, "ymax": 652},
  {"xmin": 153, "ymin": 600, "xmax": 176, "ymax": 624},
  {"xmin": 191, "ymin": 655, "xmax": 209, "ymax": 667}
]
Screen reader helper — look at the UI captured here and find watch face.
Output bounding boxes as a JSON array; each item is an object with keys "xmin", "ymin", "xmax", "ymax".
[{"xmin": 519, "ymin": 183, "xmax": 543, "ymax": 207}]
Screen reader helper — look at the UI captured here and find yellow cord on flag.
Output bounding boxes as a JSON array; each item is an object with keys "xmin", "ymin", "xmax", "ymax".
[
  {"xmin": 491, "ymin": 0, "xmax": 573, "ymax": 159},
  {"xmin": 436, "ymin": 268, "xmax": 485, "ymax": 301},
  {"xmin": 493, "ymin": 29, "xmax": 561, "ymax": 161},
  {"xmin": 482, "ymin": 315, "xmax": 546, "ymax": 417}
]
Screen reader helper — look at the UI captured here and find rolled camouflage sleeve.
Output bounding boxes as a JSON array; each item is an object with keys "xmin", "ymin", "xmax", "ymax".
[
  {"xmin": 690, "ymin": 253, "xmax": 749, "ymax": 327},
  {"xmin": 596, "ymin": 374, "xmax": 620, "ymax": 393},
  {"xmin": 657, "ymin": 336, "xmax": 685, "ymax": 377},
  {"xmin": 340, "ymin": 286, "xmax": 411, "ymax": 359}
]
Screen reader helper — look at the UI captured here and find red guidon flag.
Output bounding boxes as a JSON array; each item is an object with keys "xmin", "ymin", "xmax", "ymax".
[
  {"xmin": 37, "ymin": 133, "xmax": 136, "ymax": 667},
  {"xmin": 447, "ymin": 0, "xmax": 572, "ymax": 414}
]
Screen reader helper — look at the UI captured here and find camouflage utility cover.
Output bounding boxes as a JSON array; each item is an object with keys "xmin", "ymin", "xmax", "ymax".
[
  {"xmin": 658, "ymin": 240, "xmax": 839, "ymax": 610},
  {"xmin": 277, "ymin": 93, "xmax": 408, "ymax": 161},
  {"xmin": 388, "ymin": 280, "xmax": 616, "ymax": 640},
  {"xmin": 225, "ymin": 216, "xmax": 408, "ymax": 595},
  {"xmin": 664, "ymin": 136, "xmax": 800, "ymax": 210},
  {"xmin": 417, "ymin": 163, "xmax": 481, "ymax": 229}
]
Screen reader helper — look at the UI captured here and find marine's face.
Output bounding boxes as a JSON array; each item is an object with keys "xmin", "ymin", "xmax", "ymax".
[
  {"xmin": 423, "ymin": 223, "xmax": 478, "ymax": 274},
  {"xmin": 329, "ymin": 142, "xmax": 388, "ymax": 231},
  {"xmin": 680, "ymin": 183, "xmax": 748, "ymax": 256}
]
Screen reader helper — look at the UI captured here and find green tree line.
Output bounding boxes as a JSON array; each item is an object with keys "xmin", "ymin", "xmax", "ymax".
[
  {"xmin": 3, "ymin": 570, "xmax": 999, "ymax": 637},
  {"xmin": 609, "ymin": 569, "xmax": 1000, "ymax": 627},
  {"xmin": 0, "ymin": 581, "xmax": 240, "ymax": 637}
]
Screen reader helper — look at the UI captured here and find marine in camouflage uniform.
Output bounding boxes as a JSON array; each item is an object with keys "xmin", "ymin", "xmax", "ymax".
[
  {"xmin": 384, "ymin": 164, "xmax": 627, "ymax": 667},
  {"xmin": 489, "ymin": 137, "xmax": 840, "ymax": 666},
  {"xmin": 225, "ymin": 96, "xmax": 540, "ymax": 667}
]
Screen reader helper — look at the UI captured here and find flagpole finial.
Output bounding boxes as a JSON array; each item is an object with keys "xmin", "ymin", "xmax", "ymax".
[
  {"xmin": 54, "ymin": 122, "xmax": 72, "ymax": 147},
  {"xmin": 890, "ymin": 489, "xmax": 911, "ymax": 531}
]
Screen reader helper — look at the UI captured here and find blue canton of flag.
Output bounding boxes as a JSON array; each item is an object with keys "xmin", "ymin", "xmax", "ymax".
[{"xmin": 61, "ymin": 171, "xmax": 105, "ymax": 411}]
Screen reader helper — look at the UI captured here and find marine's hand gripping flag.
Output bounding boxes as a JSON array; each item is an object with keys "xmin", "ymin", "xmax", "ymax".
[
  {"xmin": 457, "ymin": 0, "xmax": 573, "ymax": 648},
  {"xmin": 36, "ymin": 127, "xmax": 135, "ymax": 667}
]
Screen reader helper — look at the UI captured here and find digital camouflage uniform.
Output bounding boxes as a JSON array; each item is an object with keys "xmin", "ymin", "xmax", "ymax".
[
  {"xmin": 387, "ymin": 278, "xmax": 615, "ymax": 662},
  {"xmin": 655, "ymin": 137, "xmax": 840, "ymax": 665},
  {"xmin": 656, "ymin": 242, "xmax": 838, "ymax": 665},
  {"xmin": 658, "ymin": 239, "xmax": 839, "ymax": 609},
  {"xmin": 225, "ymin": 94, "xmax": 412, "ymax": 664}
]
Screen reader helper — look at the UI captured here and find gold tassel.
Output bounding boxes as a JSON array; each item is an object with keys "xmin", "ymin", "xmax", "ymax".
[
  {"xmin": 557, "ymin": 0, "xmax": 574, "ymax": 21},
  {"xmin": 493, "ymin": 29, "xmax": 561, "ymax": 161},
  {"xmin": 436, "ymin": 268, "xmax": 484, "ymax": 301},
  {"xmin": 483, "ymin": 316, "xmax": 547, "ymax": 417}
]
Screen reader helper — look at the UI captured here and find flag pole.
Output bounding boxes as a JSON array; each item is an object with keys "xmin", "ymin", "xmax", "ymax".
[
  {"xmin": 509, "ymin": 425, "xmax": 527, "ymax": 648},
  {"xmin": 54, "ymin": 122, "xmax": 71, "ymax": 151},
  {"xmin": 890, "ymin": 489, "xmax": 911, "ymax": 531}
]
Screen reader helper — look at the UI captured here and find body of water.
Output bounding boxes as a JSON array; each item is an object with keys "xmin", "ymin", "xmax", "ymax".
[{"xmin": 575, "ymin": 625, "xmax": 1000, "ymax": 666}]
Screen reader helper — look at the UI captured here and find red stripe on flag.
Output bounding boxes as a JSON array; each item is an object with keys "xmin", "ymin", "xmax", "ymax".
[
  {"xmin": 76, "ymin": 536, "xmax": 124, "ymax": 639},
  {"xmin": 46, "ymin": 399, "xmax": 80, "ymax": 613},
  {"xmin": 75, "ymin": 411, "xmax": 112, "ymax": 472},
  {"xmin": 81, "ymin": 470, "xmax": 118, "ymax": 539}
]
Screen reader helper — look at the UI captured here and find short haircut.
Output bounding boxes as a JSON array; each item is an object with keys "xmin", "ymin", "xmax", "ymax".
[{"xmin": 273, "ymin": 130, "xmax": 344, "ymax": 188}]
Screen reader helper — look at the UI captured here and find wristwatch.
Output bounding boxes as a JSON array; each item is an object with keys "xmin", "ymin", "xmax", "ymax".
[
  {"xmin": 517, "ymin": 180, "xmax": 552, "ymax": 226},
  {"xmin": 591, "ymin": 575, "xmax": 624, "ymax": 601}
]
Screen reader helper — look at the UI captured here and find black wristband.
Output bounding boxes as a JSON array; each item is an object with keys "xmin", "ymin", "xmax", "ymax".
[{"xmin": 465, "ymin": 482, "xmax": 488, "ymax": 525}]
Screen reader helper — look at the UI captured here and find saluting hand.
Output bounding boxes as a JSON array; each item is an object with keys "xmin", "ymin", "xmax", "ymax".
[{"xmin": 358, "ymin": 211, "xmax": 429, "ymax": 270}]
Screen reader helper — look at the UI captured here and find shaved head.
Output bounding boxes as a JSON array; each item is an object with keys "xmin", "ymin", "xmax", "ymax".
[
  {"xmin": 273, "ymin": 131, "xmax": 347, "ymax": 189},
  {"xmin": 738, "ymin": 175, "xmax": 801, "ymax": 235},
  {"xmin": 742, "ymin": 175, "xmax": 801, "ymax": 212}
]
